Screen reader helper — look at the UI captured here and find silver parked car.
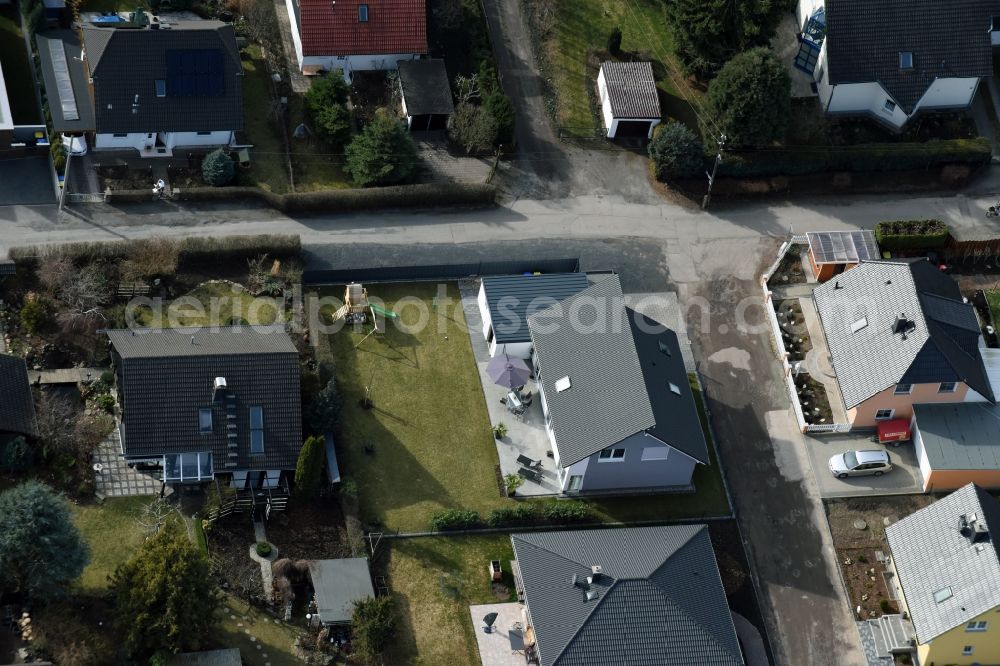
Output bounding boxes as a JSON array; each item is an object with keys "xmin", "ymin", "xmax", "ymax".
[{"xmin": 828, "ymin": 449, "xmax": 892, "ymax": 479}]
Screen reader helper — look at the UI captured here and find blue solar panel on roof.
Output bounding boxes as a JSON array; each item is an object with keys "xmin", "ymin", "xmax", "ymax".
[{"xmin": 165, "ymin": 49, "xmax": 225, "ymax": 98}]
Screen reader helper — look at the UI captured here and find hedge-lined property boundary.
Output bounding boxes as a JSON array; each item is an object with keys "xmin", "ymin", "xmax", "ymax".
[
  {"xmin": 101, "ymin": 182, "xmax": 498, "ymax": 212},
  {"xmin": 428, "ymin": 501, "xmax": 593, "ymax": 531},
  {"xmin": 718, "ymin": 138, "xmax": 991, "ymax": 178},
  {"xmin": 8, "ymin": 234, "xmax": 302, "ymax": 266},
  {"xmin": 874, "ymin": 219, "xmax": 951, "ymax": 251}
]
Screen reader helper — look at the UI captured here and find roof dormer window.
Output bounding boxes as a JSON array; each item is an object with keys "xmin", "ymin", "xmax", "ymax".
[
  {"xmin": 358, "ymin": 4, "xmax": 368, "ymax": 22},
  {"xmin": 899, "ymin": 51, "xmax": 913, "ymax": 70}
]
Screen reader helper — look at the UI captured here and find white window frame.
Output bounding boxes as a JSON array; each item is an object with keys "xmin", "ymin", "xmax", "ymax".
[
  {"xmin": 567, "ymin": 475, "xmax": 582, "ymax": 491},
  {"xmin": 875, "ymin": 409, "xmax": 895, "ymax": 421},
  {"xmin": 962, "ymin": 645, "xmax": 974, "ymax": 656},
  {"xmin": 598, "ymin": 447, "xmax": 626, "ymax": 462},
  {"xmin": 939, "ymin": 382, "xmax": 958, "ymax": 394},
  {"xmin": 966, "ymin": 621, "xmax": 988, "ymax": 632},
  {"xmin": 893, "ymin": 384, "xmax": 913, "ymax": 395}
]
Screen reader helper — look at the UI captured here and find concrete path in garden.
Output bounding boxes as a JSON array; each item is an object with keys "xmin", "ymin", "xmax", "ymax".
[
  {"xmin": 250, "ymin": 521, "xmax": 277, "ymax": 603},
  {"xmin": 272, "ymin": 0, "xmax": 310, "ymax": 93},
  {"xmin": 27, "ymin": 367, "xmax": 107, "ymax": 384}
]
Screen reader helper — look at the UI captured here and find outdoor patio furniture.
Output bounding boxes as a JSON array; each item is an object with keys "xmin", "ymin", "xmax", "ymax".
[
  {"xmin": 516, "ymin": 454, "xmax": 542, "ymax": 469},
  {"xmin": 518, "ymin": 466, "xmax": 542, "ymax": 483}
]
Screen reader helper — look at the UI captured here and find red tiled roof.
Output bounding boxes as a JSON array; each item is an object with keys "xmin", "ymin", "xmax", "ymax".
[{"xmin": 298, "ymin": 0, "xmax": 427, "ymax": 57}]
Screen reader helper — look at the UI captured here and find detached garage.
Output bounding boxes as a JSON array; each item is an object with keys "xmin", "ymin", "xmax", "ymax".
[
  {"xmin": 911, "ymin": 403, "xmax": 1000, "ymax": 492},
  {"xmin": 597, "ymin": 61, "xmax": 662, "ymax": 139},
  {"xmin": 398, "ymin": 59, "xmax": 454, "ymax": 132}
]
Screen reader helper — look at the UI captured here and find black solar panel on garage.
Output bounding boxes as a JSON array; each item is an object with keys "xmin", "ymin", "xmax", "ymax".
[{"xmin": 166, "ymin": 49, "xmax": 225, "ymax": 97}]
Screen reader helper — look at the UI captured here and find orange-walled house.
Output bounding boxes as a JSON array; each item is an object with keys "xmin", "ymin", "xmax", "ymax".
[{"xmin": 813, "ymin": 259, "xmax": 995, "ymax": 429}]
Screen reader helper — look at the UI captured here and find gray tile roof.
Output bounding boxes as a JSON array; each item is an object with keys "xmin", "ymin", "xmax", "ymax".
[
  {"xmin": 107, "ymin": 327, "xmax": 302, "ymax": 471},
  {"xmin": 825, "ymin": 0, "xmax": 1000, "ymax": 114},
  {"xmin": 35, "ymin": 31, "xmax": 97, "ymax": 133},
  {"xmin": 398, "ymin": 59, "xmax": 454, "ymax": 116},
  {"xmin": 813, "ymin": 260, "xmax": 993, "ymax": 409},
  {"xmin": 512, "ymin": 526, "xmax": 743, "ymax": 666},
  {"xmin": 629, "ymin": 310, "xmax": 709, "ymax": 464},
  {"xmin": 82, "ymin": 22, "xmax": 243, "ymax": 134},
  {"xmin": 913, "ymin": 403, "xmax": 1000, "ymax": 470},
  {"xmin": 482, "ymin": 272, "xmax": 590, "ymax": 344},
  {"xmin": 600, "ymin": 61, "xmax": 661, "ymax": 119},
  {"xmin": 308, "ymin": 558, "xmax": 375, "ymax": 625},
  {"xmin": 528, "ymin": 275, "xmax": 656, "ymax": 466},
  {"xmin": 0, "ymin": 354, "xmax": 37, "ymax": 437},
  {"xmin": 885, "ymin": 483, "xmax": 1000, "ymax": 643}
]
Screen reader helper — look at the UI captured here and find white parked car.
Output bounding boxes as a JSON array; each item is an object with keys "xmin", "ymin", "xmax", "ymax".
[
  {"xmin": 828, "ymin": 449, "xmax": 893, "ymax": 479},
  {"xmin": 61, "ymin": 134, "xmax": 87, "ymax": 156}
]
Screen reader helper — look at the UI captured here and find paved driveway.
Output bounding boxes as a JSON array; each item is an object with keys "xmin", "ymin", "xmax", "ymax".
[
  {"xmin": 0, "ymin": 156, "xmax": 55, "ymax": 205},
  {"xmin": 806, "ymin": 433, "xmax": 924, "ymax": 498}
]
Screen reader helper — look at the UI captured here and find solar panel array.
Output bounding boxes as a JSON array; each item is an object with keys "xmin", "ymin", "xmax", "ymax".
[
  {"xmin": 808, "ymin": 230, "xmax": 880, "ymax": 264},
  {"xmin": 165, "ymin": 49, "xmax": 225, "ymax": 98},
  {"xmin": 47, "ymin": 38, "xmax": 80, "ymax": 121}
]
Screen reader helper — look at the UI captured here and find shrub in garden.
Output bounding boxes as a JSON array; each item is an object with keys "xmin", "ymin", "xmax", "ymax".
[
  {"xmin": 305, "ymin": 74, "xmax": 352, "ymax": 146},
  {"xmin": 450, "ymin": 102, "xmax": 499, "ymax": 155},
  {"xmin": 0, "ymin": 481, "xmax": 89, "ymax": 600},
  {"xmin": 1, "ymin": 436, "xmax": 33, "ymax": 471},
  {"xmin": 19, "ymin": 295, "xmax": 51, "ymax": 333},
  {"xmin": 608, "ymin": 26, "xmax": 622, "ymax": 55},
  {"xmin": 702, "ymin": 47, "xmax": 790, "ymax": 148},
  {"xmin": 201, "ymin": 148, "xmax": 235, "ymax": 187},
  {"xmin": 255, "ymin": 542, "xmax": 272, "ymax": 557},
  {"xmin": 483, "ymin": 92, "xmax": 516, "ymax": 146},
  {"xmin": 429, "ymin": 508, "xmax": 481, "ymax": 531},
  {"xmin": 648, "ymin": 122, "xmax": 705, "ymax": 180},
  {"xmin": 293, "ymin": 435, "xmax": 325, "ymax": 499},
  {"xmin": 541, "ymin": 500, "xmax": 591, "ymax": 523},
  {"xmin": 95, "ymin": 394, "xmax": 116, "ymax": 414},
  {"xmin": 487, "ymin": 504, "xmax": 538, "ymax": 527},
  {"xmin": 345, "ymin": 108, "xmax": 419, "ymax": 187},
  {"xmin": 879, "ymin": 598, "xmax": 891, "ymax": 613},
  {"xmin": 352, "ymin": 595, "xmax": 396, "ymax": 660},
  {"xmin": 874, "ymin": 219, "xmax": 950, "ymax": 250},
  {"xmin": 305, "ymin": 378, "xmax": 342, "ymax": 434}
]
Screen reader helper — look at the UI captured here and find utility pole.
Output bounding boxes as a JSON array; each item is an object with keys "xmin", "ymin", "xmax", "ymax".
[
  {"xmin": 701, "ymin": 133, "xmax": 727, "ymax": 210},
  {"xmin": 58, "ymin": 148, "xmax": 72, "ymax": 213}
]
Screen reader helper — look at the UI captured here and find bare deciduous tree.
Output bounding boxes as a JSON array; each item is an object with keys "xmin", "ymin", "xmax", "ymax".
[
  {"xmin": 136, "ymin": 497, "xmax": 176, "ymax": 536},
  {"xmin": 454, "ymin": 73, "xmax": 481, "ymax": 105},
  {"xmin": 37, "ymin": 252, "xmax": 74, "ymax": 296},
  {"xmin": 34, "ymin": 391, "xmax": 78, "ymax": 460},
  {"xmin": 57, "ymin": 265, "xmax": 113, "ymax": 327}
]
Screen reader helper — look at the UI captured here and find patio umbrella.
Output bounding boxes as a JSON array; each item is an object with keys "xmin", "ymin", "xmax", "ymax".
[
  {"xmin": 483, "ymin": 612, "xmax": 499, "ymax": 633},
  {"xmin": 487, "ymin": 353, "xmax": 531, "ymax": 389}
]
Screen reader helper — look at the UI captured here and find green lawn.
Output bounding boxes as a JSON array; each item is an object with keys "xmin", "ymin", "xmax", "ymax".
[
  {"xmin": 527, "ymin": 0, "xmax": 700, "ymax": 135},
  {"xmin": 241, "ymin": 45, "xmax": 351, "ymax": 192},
  {"xmin": 986, "ymin": 290, "xmax": 1000, "ymax": 328},
  {"xmin": 71, "ymin": 496, "xmax": 151, "ymax": 591},
  {"xmin": 314, "ymin": 284, "xmax": 730, "ymax": 532},
  {"xmin": 133, "ymin": 281, "xmax": 285, "ymax": 327},
  {"xmin": 315, "ymin": 283, "xmax": 501, "ymax": 532},
  {"xmin": 384, "ymin": 535, "xmax": 516, "ymax": 665},
  {"xmin": 0, "ymin": 7, "xmax": 40, "ymax": 124},
  {"xmin": 216, "ymin": 595, "xmax": 313, "ymax": 666}
]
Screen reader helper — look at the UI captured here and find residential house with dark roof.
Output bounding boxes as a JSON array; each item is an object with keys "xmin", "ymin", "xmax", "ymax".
[
  {"xmin": 793, "ymin": 0, "xmax": 1000, "ymax": 129},
  {"xmin": 813, "ymin": 259, "xmax": 994, "ymax": 428},
  {"xmin": 910, "ymin": 403, "xmax": 1000, "ymax": 491},
  {"xmin": 106, "ymin": 326, "xmax": 302, "ymax": 489},
  {"xmin": 510, "ymin": 525, "xmax": 744, "ymax": 665},
  {"xmin": 477, "ymin": 272, "xmax": 591, "ymax": 359},
  {"xmin": 885, "ymin": 483, "xmax": 1000, "ymax": 665},
  {"xmin": 38, "ymin": 13, "xmax": 244, "ymax": 156},
  {"xmin": 0, "ymin": 353, "xmax": 37, "ymax": 440},
  {"xmin": 527, "ymin": 275, "xmax": 709, "ymax": 494},
  {"xmin": 285, "ymin": 0, "xmax": 426, "ymax": 81},
  {"xmin": 596, "ymin": 61, "xmax": 662, "ymax": 139}
]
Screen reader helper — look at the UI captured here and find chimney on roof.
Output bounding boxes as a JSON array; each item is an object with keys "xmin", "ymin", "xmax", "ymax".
[
  {"xmin": 833, "ymin": 281, "xmax": 841, "ymax": 290},
  {"xmin": 589, "ymin": 565, "xmax": 603, "ymax": 584},
  {"xmin": 190, "ymin": 335, "xmax": 196, "ymax": 345},
  {"xmin": 893, "ymin": 314, "xmax": 913, "ymax": 338},
  {"xmin": 960, "ymin": 513, "xmax": 990, "ymax": 545}
]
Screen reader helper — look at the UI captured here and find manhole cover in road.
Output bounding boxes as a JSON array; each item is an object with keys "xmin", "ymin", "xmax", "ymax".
[{"xmin": 854, "ymin": 519, "xmax": 868, "ymax": 530}]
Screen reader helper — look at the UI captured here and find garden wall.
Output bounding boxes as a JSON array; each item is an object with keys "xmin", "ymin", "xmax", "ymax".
[{"xmin": 102, "ymin": 182, "xmax": 498, "ymax": 212}]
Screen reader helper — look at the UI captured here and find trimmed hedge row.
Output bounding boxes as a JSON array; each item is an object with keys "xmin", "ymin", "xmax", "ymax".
[
  {"xmin": 429, "ymin": 501, "xmax": 593, "ymax": 531},
  {"xmin": 718, "ymin": 138, "xmax": 991, "ymax": 178},
  {"xmin": 874, "ymin": 219, "xmax": 951, "ymax": 251},
  {"xmin": 102, "ymin": 182, "xmax": 498, "ymax": 212},
  {"xmin": 9, "ymin": 234, "xmax": 301, "ymax": 265}
]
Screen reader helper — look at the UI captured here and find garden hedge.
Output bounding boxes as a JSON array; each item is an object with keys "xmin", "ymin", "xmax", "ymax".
[
  {"xmin": 718, "ymin": 138, "xmax": 991, "ymax": 178},
  {"xmin": 102, "ymin": 182, "xmax": 497, "ymax": 212},
  {"xmin": 9, "ymin": 235, "xmax": 302, "ymax": 266},
  {"xmin": 429, "ymin": 509, "xmax": 482, "ymax": 531},
  {"xmin": 874, "ymin": 219, "xmax": 951, "ymax": 251}
]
